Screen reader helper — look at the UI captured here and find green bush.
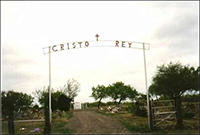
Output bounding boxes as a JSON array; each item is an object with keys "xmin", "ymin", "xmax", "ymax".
[{"xmin": 128, "ymin": 102, "xmax": 147, "ymax": 117}]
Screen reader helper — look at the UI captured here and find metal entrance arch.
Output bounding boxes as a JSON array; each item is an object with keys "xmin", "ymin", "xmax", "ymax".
[{"xmin": 43, "ymin": 34, "xmax": 151, "ymax": 129}]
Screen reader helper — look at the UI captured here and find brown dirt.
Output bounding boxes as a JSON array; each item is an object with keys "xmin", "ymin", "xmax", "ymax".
[{"xmin": 66, "ymin": 110, "xmax": 131, "ymax": 134}]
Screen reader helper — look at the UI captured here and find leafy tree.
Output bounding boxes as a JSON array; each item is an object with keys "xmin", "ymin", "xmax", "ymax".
[
  {"xmin": 35, "ymin": 87, "xmax": 55, "ymax": 109},
  {"xmin": 108, "ymin": 82, "xmax": 138, "ymax": 105},
  {"xmin": 127, "ymin": 86, "xmax": 139, "ymax": 102},
  {"xmin": 34, "ymin": 87, "xmax": 66, "ymax": 134},
  {"xmin": 35, "ymin": 87, "xmax": 71, "ymax": 111},
  {"xmin": 1, "ymin": 90, "xmax": 33, "ymax": 134},
  {"xmin": 2, "ymin": 91, "xmax": 33, "ymax": 114},
  {"xmin": 149, "ymin": 62, "xmax": 199, "ymax": 129},
  {"xmin": 58, "ymin": 78, "xmax": 81, "ymax": 100},
  {"xmin": 90, "ymin": 85, "xmax": 107, "ymax": 109},
  {"xmin": 35, "ymin": 79, "xmax": 81, "ymax": 112},
  {"xmin": 34, "ymin": 87, "xmax": 49, "ymax": 107},
  {"xmin": 38, "ymin": 79, "xmax": 80, "ymax": 134},
  {"xmin": 57, "ymin": 94, "xmax": 72, "ymax": 111},
  {"xmin": 107, "ymin": 84, "xmax": 120, "ymax": 104},
  {"xmin": 137, "ymin": 93, "xmax": 147, "ymax": 101}
]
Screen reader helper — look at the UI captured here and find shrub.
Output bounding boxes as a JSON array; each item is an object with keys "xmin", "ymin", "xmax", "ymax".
[
  {"xmin": 128, "ymin": 101, "xmax": 147, "ymax": 117},
  {"xmin": 182, "ymin": 103, "xmax": 197, "ymax": 119}
]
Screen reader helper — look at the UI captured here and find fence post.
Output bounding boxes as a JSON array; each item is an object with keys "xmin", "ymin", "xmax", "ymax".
[{"xmin": 149, "ymin": 100, "xmax": 154, "ymax": 129}]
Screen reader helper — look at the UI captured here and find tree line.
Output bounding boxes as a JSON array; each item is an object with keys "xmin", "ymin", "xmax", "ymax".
[{"xmin": 90, "ymin": 82, "xmax": 139, "ymax": 109}]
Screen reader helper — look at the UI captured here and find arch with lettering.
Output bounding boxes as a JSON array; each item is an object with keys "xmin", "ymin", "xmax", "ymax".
[{"xmin": 42, "ymin": 35, "xmax": 151, "ymax": 129}]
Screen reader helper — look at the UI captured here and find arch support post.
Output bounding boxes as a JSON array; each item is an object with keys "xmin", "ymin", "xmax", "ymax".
[
  {"xmin": 143, "ymin": 43, "xmax": 152, "ymax": 130},
  {"xmin": 49, "ymin": 46, "xmax": 52, "ymax": 123}
]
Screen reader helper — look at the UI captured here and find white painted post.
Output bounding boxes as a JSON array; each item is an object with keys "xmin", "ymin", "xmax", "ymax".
[
  {"xmin": 49, "ymin": 46, "xmax": 52, "ymax": 123},
  {"xmin": 143, "ymin": 43, "xmax": 151, "ymax": 129}
]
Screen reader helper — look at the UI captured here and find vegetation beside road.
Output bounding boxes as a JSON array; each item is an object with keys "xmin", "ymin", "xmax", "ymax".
[
  {"xmin": 91, "ymin": 62, "xmax": 199, "ymax": 130},
  {"xmin": 97, "ymin": 109, "xmax": 199, "ymax": 134},
  {"xmin": 2, "ymin": 111, "xmax": 73, "ymax": 134}
]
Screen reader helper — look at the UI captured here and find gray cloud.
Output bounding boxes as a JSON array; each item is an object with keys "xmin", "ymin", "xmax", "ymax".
[
  {"xmin": 2, "ymin": 43, "xmax": 47, "ymax": 92},
  {"xmin": 153, "ymin": 8, "xmax": 198, "ymax": 57},
  {"xmin": 2, "ymin": 43, "xmax": 35, "ymax": 65},
  {"xmin": 157, "ymin": 14, "xmax": 197, "ymax": 39},
  {"xmin": 2, "ymin": 71, "xmax": 31, "ymax": 86},
  {"xmin": 156, "ymin": 14, "xmax": 197, "ymax": 40}
]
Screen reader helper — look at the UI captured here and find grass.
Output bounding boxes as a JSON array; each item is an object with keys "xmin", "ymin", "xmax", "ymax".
[
  {"xmin": 1, "ymin": 111, "xmax": 74, "ymax": 134},
  {"xmin": 51, "ymin": 117, "xmax": 73, "ymax": 134},
  {"xmin": 2, "ymin": 121, "xmax": 44, "ymax": 134},
  {"xmin": 97, "ymin": 110, "xmax": 199, "ymax": 134},
  {"xmin": 51, "ymin": 111, "xmax": 73, "ymax": 134}
]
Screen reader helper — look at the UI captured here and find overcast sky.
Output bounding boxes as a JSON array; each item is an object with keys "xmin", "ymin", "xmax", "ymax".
[{"xmin": 1, "ymin": 1, "xmax": 199, "ymax": 104}]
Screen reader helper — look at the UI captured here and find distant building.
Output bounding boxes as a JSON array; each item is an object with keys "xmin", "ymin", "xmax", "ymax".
[{"xmin": 74, "ymin": 102, "xmax": 82, "ymax": 110}]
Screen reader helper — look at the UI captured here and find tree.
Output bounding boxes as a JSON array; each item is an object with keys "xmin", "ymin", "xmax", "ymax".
[
  {"xmin": 35, "ymin": 87, "xmax": 52, "ymax": 109},
  {"xmin": 34, "ymin": 87, "xmax": 49, "ymax": 108},
  {"xmin": 135, "ymin": 93, "xmax": 147, "ymax": 103},
  {"xmin": 34, "ymin": 79, "xmax": 81, "ymax": 111},
  {"xmin": 34, "ymin": 87, "xmax": 63, "ymax": 134},
  {"xmin": 58, "ymin": 79, "xmax": 81, "ymax": 101},
  {"xmin": 107, "ymin": 82, "xmax": 138, "ymax": 105},
  {"xmin": 107, "ymin": 84, "xmax": 120, "ymax": 104},
  {"xmin": 149, "ymin": 62, "xmax": 199, "ymax": 129},
  {"xmin": 1, "ymin": 90, "xmax": 33, "ymax": 134},
  {"xmin": 90, "ymin": 85, "xmax": 107, "ymax": 109},
  {"xmin": 35, "ymin": 87, "xmax": 72, "ymax": 111},
  {"xmin": 126, "ymin": 86, "xmax": 139, "ymax": 102},
  {"xmin": 57, "ymin": 94, "xmax": 72, "ymax": 111}
]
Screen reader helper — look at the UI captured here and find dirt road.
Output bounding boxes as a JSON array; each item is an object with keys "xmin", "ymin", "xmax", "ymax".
[{"xmin": 66, "ymin": 110, "xmax": 130, "ymax": 134}]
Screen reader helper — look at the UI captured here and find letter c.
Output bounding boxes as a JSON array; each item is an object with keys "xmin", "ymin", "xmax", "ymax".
[{"xmin": 52, "ymin": 45, "xmax": 58, "ymax": 52}]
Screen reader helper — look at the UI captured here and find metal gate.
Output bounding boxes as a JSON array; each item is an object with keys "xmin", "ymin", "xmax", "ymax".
[{"xmin": 150, "ymin": 100, "xmax": 176, "ymax": 128}]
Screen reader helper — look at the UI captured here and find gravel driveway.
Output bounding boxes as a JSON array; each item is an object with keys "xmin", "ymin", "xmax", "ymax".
[{"xmin": 66, "ymin": 110, "xmax": 130, "ymax": 134}]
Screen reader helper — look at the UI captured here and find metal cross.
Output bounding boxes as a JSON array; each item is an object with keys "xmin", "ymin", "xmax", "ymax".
[{"xmin": 95, "ymin": 34, "xmax": 99, "ymax": 41}]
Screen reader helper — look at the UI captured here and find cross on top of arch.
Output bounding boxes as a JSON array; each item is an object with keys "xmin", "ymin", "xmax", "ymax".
[{"xmin": 95, "ymin": 34, "xmax": 99, "ymax": 41}]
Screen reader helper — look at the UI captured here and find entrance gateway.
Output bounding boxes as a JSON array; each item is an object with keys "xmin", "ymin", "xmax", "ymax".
[{"xmin": 43, "ymin": 34, "xmax": 151, "ymax": 129}]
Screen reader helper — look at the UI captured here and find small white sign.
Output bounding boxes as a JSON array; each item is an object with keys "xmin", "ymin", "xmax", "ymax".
[{"xmin": 74, "ymin": 102, "xmax": 82, "ymax": 110}]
